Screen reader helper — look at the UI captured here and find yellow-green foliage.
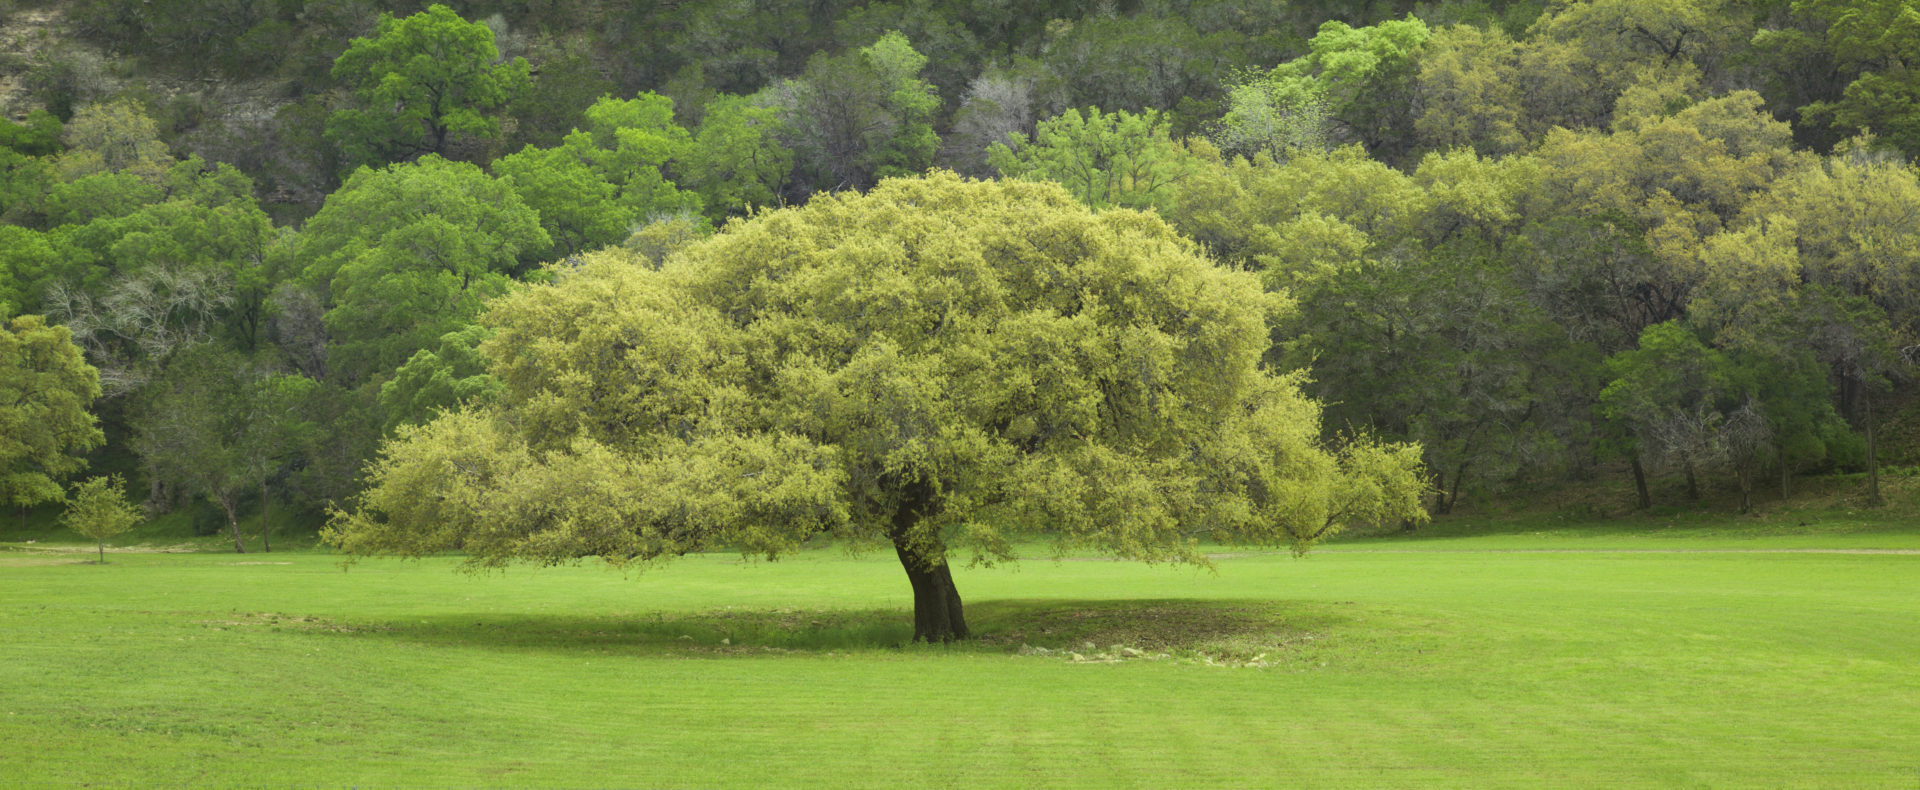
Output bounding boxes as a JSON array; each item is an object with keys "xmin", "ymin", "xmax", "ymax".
[
  {"xmin": 60, "ymin": 474, "xmax": 142, "ymax": 561},
  {"xmin": 326, "ymin": 172, "xmax": 1427, "ymax": 571},
  {"xmin": 0, "ymin": 315, "xmax": 104, "ymax": 510}
]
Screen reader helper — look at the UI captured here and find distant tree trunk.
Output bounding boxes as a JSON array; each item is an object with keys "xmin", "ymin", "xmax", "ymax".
[
  {"xmin": 259, "ymin": 477, "xmax": 271, "ymax": 553},
  {"xmin": 1864, "ymin": 389, "xmax": 1882, "ymax": 506},
  {"xmin": 1631, "ymin": 457, "xmax": 1651, "ymax": 510},
  {"xmin": 1779, "ymin": 454, "xmax": 1791, "ymax": 501},
  {"xmin": 1735, "ymin": 460, "xmax": 1754, "ymax": 513},
  {"xmin": 1683, "ymin": 463, "xmax": 1700, "ymax": 501},
  {"xmin": 1445, "ymin": 461, "xmax": 1468, "ymax": 515},
  {"xmin": 889, "ymin": 482, "xmax": 968, "ymax": 642},
  {"xmin": 220, "ymin": 497, "xmax": 246, "ymax": 554}
]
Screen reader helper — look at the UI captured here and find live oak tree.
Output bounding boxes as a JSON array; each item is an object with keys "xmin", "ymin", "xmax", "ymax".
[{"xmin": 325, "ymin": 173, "xmax": 1429, "ymax": 642}]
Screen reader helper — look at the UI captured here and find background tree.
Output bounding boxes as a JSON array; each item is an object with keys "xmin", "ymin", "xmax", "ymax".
[
  {"xmin": 0, "ymin": 315, "xmax": 105, "ymax": 519},
  {"xmin": 0, "ymin": 226, "xmax": 62, "ymax": 317},
  {"xmin": 776, "ymin": 32, "xmax": 940, "ymax": 193},
  {"xmin": 60, "ymin": 475, "xmax": 143, "ymax": 564},
  {"xmin": 326, "ymin": 173, "xmax": 1429, "ymax": 643},
  {"xmin": 1168, "ymin": 146, "xmax": 1571, "ymax": 514},
  {"xmin": 1790, "ymin": 0, "xmax": 1920, "ymax": 157},
  {"xmin": 1242, "ymin": 16, "xmax": 1430, "ymax": 163},
  {"xmin": 52, "ymin": 100, "xmax": 175, "ymax": 185},
  {"xmin": 128, "ymin": 344, "xmax": 259, "ymax": 553},
  {"xmin": 288, "ymin": 155, "xmax": 548, "ymax": 383},
  {"xmin": 494, "ymin": 92, "xmax": 702, "ymax": 259},
  {"xmin": 325, "ymin": 4, "xmax": 531, "ymax": 170},
  {"xmin": 1413, "ymin": 24, "xmax": 1526, "ymax": 156},
  {"xmin": 1600, "ymin": 322, "xmax": 1745, "ymax": 505},
  {"xmin": 941, "ymin": 67, "xmax": 1043, "ymax": 176},
  {"xmin": 681, "ymin": 93, "xmax": 793, "ymax": 219},
  {"xmin": 988, "ymin": 107, "xmax": 1201, "ymax": 212},
  {"xmin": 378, "ymin": 325, "xmax": 501, "ymax": 434}
]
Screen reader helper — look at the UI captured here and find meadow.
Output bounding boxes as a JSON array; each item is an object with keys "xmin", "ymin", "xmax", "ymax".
[{"xmin": 2, "ymin": 494, "xmax": 1918, "ymax": 788}]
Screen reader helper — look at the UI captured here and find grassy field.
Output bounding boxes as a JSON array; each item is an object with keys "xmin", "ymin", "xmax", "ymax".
[{"xmin": 3, "ymin": 491, "xmax": 1918, "ymax": 787}]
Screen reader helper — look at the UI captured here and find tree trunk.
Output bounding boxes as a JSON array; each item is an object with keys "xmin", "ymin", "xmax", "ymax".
[
  {"xmin": 221, "ymin": 498, "xmax": 246, "ymax": 554},
  {"xmin": 1683, "ymin": 463, "xmax": 1700, "ymax": 501},
  {"xmin": 1735, "ymin": 461, "xmax": 1753, "ymax": 513},
  {"xmin": 888, "ymin": 481, "xmax": 967, "ymax": 642},
  {"xmin": 97, "ymin": 539, "xmax": 105, "ymax": 564},
  {"xmin": 1631, "ymin": 456, "xmax": 1651, "ymax": 510},
  {"xmin": 1779, "ymin": 451, "xmax": 1791, "ymax": 501},
  {"xmin": 894, "ymin": 541, "xmax": 969, "ymax": 643},
  {"xmin": 1445, "ymin": 460, "xmax": 1468, "ymax": 515},
  {"xmin": 259, "ymin": 477, "xmax": 271, "ymax": 553},
  {"xmin": 1865, "ymin": 389, "xmax": 1882, "ymax": 506}
]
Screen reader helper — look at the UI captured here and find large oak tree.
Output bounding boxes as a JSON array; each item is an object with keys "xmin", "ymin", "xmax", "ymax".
[{"xmin": 324, "ymin": 172, "xmax": 1428, "ymax": 642}]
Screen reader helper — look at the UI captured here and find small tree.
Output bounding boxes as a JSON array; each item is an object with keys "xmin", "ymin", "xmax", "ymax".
[{"xmin": 61, "ymin": 475, "xmax": 142, "ymax": 564}]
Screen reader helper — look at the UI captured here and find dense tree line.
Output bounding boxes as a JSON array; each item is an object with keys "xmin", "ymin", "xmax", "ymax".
[{"xmin": 2, "ymin": 0, "xmax": 1917, "ymax": 560}]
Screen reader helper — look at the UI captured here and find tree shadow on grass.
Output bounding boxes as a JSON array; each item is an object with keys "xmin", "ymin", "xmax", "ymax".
[{"xmin": 324, "ymin": 598, "xmax": 1357, "ymax": 660}]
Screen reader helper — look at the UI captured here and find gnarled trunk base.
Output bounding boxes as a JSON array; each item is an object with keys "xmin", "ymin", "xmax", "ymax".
[{"xmin": 895, "ymin": 542, "xmax": 968, "ymax": 642}]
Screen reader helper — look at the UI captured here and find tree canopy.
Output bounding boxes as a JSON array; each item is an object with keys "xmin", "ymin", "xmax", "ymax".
[
  {"xmin": 326, "ymin": 172, "xmax": 1429, "ymax": 642},
  {"xmin": 325, "ymin": 4, "xmax": 531, "ymax": 169},
  {"xmin": 0, "ymin": 315, "xmax": 105, "ymax": 513},
  {"xmin": 60, "ymin": 474, "xmax": 143, "ymax": 563}
]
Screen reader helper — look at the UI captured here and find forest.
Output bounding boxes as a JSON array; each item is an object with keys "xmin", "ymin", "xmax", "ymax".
[{"xmin": 3, "ymin": 0, "xmax": 1918, "ymax": 564}]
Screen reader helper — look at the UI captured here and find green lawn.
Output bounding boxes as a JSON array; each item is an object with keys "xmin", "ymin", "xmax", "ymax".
[{"xmin": 3, "ymin": 514, "xmax": 1918, "ymax": 787}]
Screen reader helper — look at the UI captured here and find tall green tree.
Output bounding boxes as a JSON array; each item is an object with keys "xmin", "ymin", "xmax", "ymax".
[
  {"xmin": 289, "ymin": 155, "xmax": 548, "ymax": 383},
  {"xmin": 1232, "ymin": 16, "xmax": 1430, "ymax": 163},
  {"xmin": 326, "ymin": 173, "xmax": 1429, "ymax": 643},
  {"xmin": 1413, "ymin": 24, "xmax": 1526, "ymax": 156},
  {"xmin": 325, "ymin": 4, "xmax": 531, "ymax": 169},
  {"xmin": 1600, "ymin": 322, "xmax": 1742, "ymax": 505},
  {"xmin": 132, "ymin": 347, "xmax": 315, "ymax": 553},
  {"xmin": 681, "ymin": 93, "xmax": 793, "ymax": 219},
  {"xmin": 132, "ymin": 345, "xmax": 254, "ymax": 552},
  {"xmin": 378, "ymin": 325, "xmax": 500, "ymax": 434},
  {"xmin": 493, "ymin": 92, "xmax": 702, "ymax": 258},
  {"xmin": 0, "ymin": 315, "xmax": 105, "ymax": 517}
]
